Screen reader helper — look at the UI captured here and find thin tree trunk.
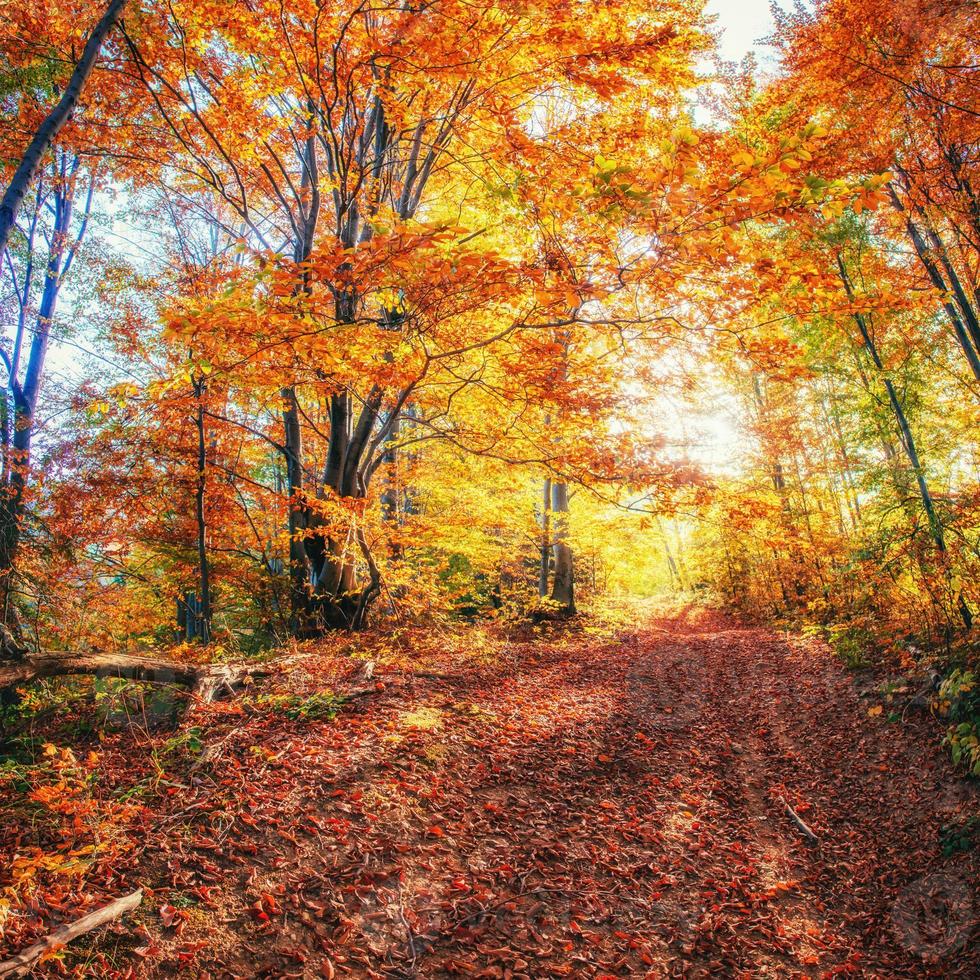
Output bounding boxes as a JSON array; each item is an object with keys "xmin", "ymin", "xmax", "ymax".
[
  {"xmin": 282, "ymin": 385, "xmax": 311, "ymax": 632},
  {"xmin": 539, "ymin": 477, "xmax": 552, "ymax": 597},
  {"xmin": 656, "ymin": 516, "xmax": 680, "ymax": 589},
  {"xmin": 550, "ymin": 480, "xmax": 575, "ymax": 613},
  {"xmin": 920, "ymin": 217, "xmax": 980, "ymax": 355},
  {"xmin": 837, "ymin": 255, "xmax": 972, "ymax": 629},
  {"xmin": 888, "ymin": 186, "xmax": 980, "ymax": 382},
  {"xmin": 380, "ymin": 411, "xmax": 401, "ymax": 556},
  {"xmin": 193, "ymin": 384, "xmax": 212, "ymax": 644},
  {"xmin": 0, "ymin": 178, "xmax": 76, "ymax": 626},
  {"xmin": 822, "ymin": 384, "xmax": 862, "ymax": 530},
  {"xmin": 671, "ymin": 521, "xmax": 692, "ymax": 591},
  {"xmin": 751, "ymin": 374, "xmax": 804, "ymax": 602},
  {"xmin": 0, "ymin": 0, "xmax": 127, "ymax": 256}
]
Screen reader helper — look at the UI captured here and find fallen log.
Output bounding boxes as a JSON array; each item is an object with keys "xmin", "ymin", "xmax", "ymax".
[
  {"xmin": 0, "ymin": 651, "xmax": 284, "ymax": 703},
  {"xmin": 0, "ymin": 889, "xmax": 143, "ymax": 978}
]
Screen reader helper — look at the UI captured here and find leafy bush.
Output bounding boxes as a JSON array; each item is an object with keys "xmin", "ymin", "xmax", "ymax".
[
  {"xmin": 804, "ymin": 622, "xmax": 872, "ymax": 669},
  {"xmin": 937, "ymin": 669, "xmax": 980, "ymax": 776}
]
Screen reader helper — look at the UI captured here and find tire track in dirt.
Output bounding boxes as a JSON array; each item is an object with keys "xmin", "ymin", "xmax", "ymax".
[{"xmin": 646, "ymin": 607, "xmax": 979, "ymax": 978}]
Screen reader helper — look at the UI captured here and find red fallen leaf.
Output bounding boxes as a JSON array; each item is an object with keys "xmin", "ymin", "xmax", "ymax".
[
  {"xmin": 445, "ymin": 958, "xmax": 479, "ymax": 973},
  {"xmin": 250, "ymin": 899, "xmax": 272, "ymax": 922},
  {"xmin": 193, "ymin": 885, "xmax": 216, "ymax": 906},
  {"xmin": 159, "ymin": 904, "xmax": 189, "ymax": 934},
  {"xmin": 427, "ymin": 824, "xmax": 445, "ymax": 837},
  {"xmin": 321, "ymin": 958, "xmax": 336, "ymax": 979},
  {"xmin": 598, "ymin": 800, "xmax": 615, "ymax": 809},
  {"xmin": 176, "ymin": 942, "xmax": 207, "ymax": 964}
]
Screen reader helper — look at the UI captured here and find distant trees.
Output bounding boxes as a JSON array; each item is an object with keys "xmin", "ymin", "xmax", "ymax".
[{"xmin": 692, "ymin": 0, "xmax": 980, "ymax": 643}]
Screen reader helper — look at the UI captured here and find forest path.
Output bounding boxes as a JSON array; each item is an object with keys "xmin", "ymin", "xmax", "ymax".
[{"xmin": 133, "ymin": 605, "xmax": 979, "ymax": 978}]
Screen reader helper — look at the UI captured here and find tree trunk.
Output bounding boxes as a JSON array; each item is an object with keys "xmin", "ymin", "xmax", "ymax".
[
  {"xmin": 193, "ymin": 387, "xmax": 212, "ymax": 643},
  {"xmin": 308, "ymin": 391, "xmax": 361, "ymax": 631},
  {"xmin": 656, "ymin": 516, "xmax": 681, "ymax": 589},
  {"xmin": 281, "ymin": 385, "xmax": 312, "ymax": 632},
  {"xmin": 0, "ymin": 889, "xmax": 143, "ymax": 978},
  {"xmin": 0, "ymin": 0, "xmax": 127, "ymax": 257},
  {"xmin": 296, "ymin": 387, "xmax": 387, "ymax": 634},
  {"xmin": 549, "ymin": 480, "xmax": 575, "ymax": 613},
  {"xmin": 538, "ymin": 477, "xmax": 552, "ymax": 597},
  {"xmin": 0, "ymin": 650, "xmax": 283, "ymax": 700},
  {"xmin": 0, "ymin": 183, "xmax": 73, "ymax": 626},
  {"xmin": 888, "ymin": 186, "xmax": 980, "ymax": 383},
  {"xmin": 821, "ymin": 382, "xmax": 862, "ymax": 530},
  {"xmin": 380, "ymin": 411, "xmax": 402, "ymax": 558},
  {"xmin": 838, "ymin": 255, "xmax": 972, "ymax": 629}
]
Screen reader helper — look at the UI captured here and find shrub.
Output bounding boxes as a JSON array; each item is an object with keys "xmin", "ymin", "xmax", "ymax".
[{"xmin": 937, "ymin": 670, "xmax": 980, "ymax": 776}]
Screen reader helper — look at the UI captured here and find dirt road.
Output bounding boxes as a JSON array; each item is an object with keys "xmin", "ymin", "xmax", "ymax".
[{"xmin": 113, "ymin": 606, "xmax": 979, "ymax": 977}]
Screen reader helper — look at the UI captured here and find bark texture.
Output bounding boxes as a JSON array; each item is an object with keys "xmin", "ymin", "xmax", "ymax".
[{"xmin": 0, "ymin": 651, "xmax": 284, "ymax": 701}]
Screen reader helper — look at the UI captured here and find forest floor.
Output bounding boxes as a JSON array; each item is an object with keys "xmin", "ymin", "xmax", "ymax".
[{"xmin": 3, "ymin": 602, "xmax": 980, "ymax": 977}]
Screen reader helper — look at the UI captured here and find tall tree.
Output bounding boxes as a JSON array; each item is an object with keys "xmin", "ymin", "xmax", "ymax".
[
  {"xmin": 0, "ymin": 0, "xmax": 127, "ymax": 256},
  {"xmin": 0, "ymin": 151, "xmax": 94, "ymax": 626}
]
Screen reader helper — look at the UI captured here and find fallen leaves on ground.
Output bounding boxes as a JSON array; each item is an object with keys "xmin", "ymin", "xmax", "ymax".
[{"xmin": 2, "ymin": 603, "xmax": 978, "ymax": 976}]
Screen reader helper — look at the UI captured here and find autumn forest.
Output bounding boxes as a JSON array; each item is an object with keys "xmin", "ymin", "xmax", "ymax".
[{"xmin": 1, "ymin": 0, "xmax": 980, "ymax": 976}]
